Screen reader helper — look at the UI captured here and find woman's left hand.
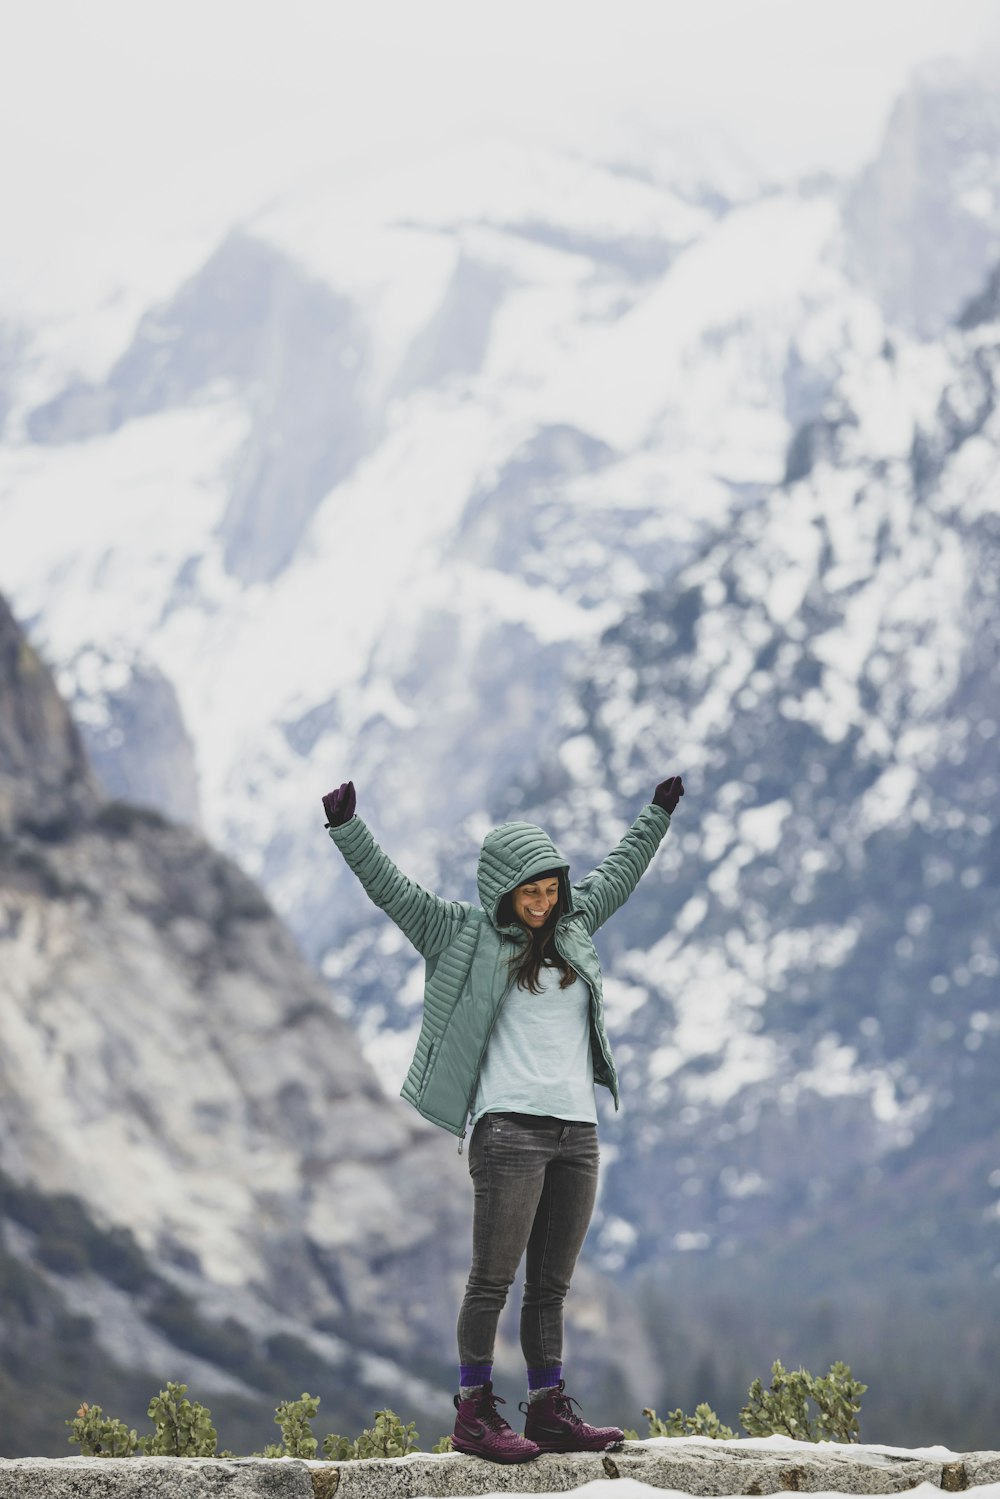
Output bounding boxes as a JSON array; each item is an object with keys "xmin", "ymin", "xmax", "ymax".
[{"xmin": 653, "ymin": 775, "xmax": 684, "ymax": 815}]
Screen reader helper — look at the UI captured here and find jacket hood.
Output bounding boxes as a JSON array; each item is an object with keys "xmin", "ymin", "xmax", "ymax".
[{"xmin": 476, "ymin": 821, "xmax": 572, "ymax": 928}]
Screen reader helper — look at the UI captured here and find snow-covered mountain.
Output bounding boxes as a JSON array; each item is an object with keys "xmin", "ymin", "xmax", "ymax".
[
  {"xmin": 0, "ymin": 137, "xmax": 850, "ymax": 906},
  {"xmin": 1, "ymin": 64, "xmax": 999, "ymax": 1447},
  {"xmin": 844, "ymin": 60, "xmax": 1000, "ymax": 337}
]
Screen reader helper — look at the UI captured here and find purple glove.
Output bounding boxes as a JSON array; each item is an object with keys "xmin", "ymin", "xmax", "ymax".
[
  {"xmin": 322, "ymin": 780, "xmax": 356, "ymax": 828},
  {"xmin": 653, "ymin": 775, "xmax": 684, "ymax": 815}
]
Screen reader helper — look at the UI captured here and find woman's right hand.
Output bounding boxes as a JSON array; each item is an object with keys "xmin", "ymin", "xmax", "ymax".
[
  {"xmin": 653, "ymin": 775, "xmax": 684, "ymax": 815},
  {"xmin": 322, "ymin": 780, "xmax": 356, "ymax": 827}
]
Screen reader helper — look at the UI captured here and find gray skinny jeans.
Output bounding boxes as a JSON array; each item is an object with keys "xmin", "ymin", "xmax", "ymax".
[{"xmin": 456, "ymin": 1112, "xmax": 600, "ymax": 1370}]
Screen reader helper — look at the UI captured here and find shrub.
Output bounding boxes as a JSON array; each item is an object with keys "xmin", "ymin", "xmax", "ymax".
[
  {"xmin": 143, "ymin": 1382, "xmax": 218, "ymax": 1457},
  {"xmin": 635, "ymin": 1359, "xmax": 865, "ymax": 1445},
  {"xmin": 62, "ymin": 1359, "xmax": 864, "ymax": 1463},
  {"xmin": 66, "ymin": 1403, "xmax": 140, "ymax": 1456},
  {"xmin": 322, "ymin": 1408, "xmax": 420, "ymax": 1460},
  {"xmin": 643, "ymin": 1403, "xmax": 736, "ymax": 1440},
  {"xmin": 740, "ymin": 1360, "xmax": 867, "ymax": 1443},
  {"xmin": 354, "ymin": 1409, "xmax": 420, "ymax": 1459},
  {"xmin": 274, "ymin": 1393, "xmax": 320, "ymax": 1459},
  {"xmin": 321, "ymin": 1433, "xmax": 355, "ymax": 1461}
]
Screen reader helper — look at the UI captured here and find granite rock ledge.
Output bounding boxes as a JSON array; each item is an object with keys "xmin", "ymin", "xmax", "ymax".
[{"xmin": 3, "ymin": 1445, "xmax": 1000, "ymax": 1499}]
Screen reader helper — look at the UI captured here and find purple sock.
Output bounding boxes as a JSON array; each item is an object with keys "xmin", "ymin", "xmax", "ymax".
[
  {"xmin": 459, "ymin": 1363, "xmax": 493, "ymax": 1397},
  {"xmin": 527, "ymin": 1364, "xmax": 563, "ymax": 1402}
]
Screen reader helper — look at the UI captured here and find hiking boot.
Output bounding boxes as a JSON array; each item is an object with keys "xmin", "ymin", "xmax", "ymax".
[
  {"xmin": 521, "ymin": 1380, "xmax": 624, "ymax": 1452},
  {"xmin": 452, "ymin": 1382, "xmax": 542, "ymax": 1464}
]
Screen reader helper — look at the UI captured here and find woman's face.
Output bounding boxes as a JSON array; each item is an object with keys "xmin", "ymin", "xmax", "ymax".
[{"xmin": 511, "ymin": 875, "xmax": 561, "ymax": 930}]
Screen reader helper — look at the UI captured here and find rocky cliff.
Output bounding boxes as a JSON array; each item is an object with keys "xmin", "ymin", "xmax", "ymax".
[{"xmin": 0, "ymin": 595, "xmax": 464, "ymax": 1452}]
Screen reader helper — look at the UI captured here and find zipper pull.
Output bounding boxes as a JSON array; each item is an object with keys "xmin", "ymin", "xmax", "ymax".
[{"xmin": 458, "ymin": 1132, "xmax": 465, "ymax": 1157}]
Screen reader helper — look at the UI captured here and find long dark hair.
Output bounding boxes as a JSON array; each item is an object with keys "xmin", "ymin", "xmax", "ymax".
[{"xmin": 497, "ymin": 871, "xmax": 576, "ymax": 993}]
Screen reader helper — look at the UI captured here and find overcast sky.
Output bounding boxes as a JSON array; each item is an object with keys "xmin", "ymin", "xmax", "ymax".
[{"xmin": 3, "ymin": 0, "xmax": 1000, "ymax": 301}]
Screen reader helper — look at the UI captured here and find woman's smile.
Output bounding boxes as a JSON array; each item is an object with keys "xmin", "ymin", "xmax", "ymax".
[{"xmin": 512, "ymin": 877, "xmax": 560, "ymax": 927}]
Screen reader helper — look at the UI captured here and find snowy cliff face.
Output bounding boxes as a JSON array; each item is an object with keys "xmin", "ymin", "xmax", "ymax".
[
  {"xmin": 844, "ymin": 61, "xmax": 1000, "ymax": 338},
  {"xmin": 1, "ymin": 63, "xmax": 1000, "ymax": 1444},
  {"xmin": 26, "ymin": 231, "xmax": 374, "ymax": 586},
  {"xmin": 516, "ymin": 298, "xmax": 1000, "ymax": 1277}
]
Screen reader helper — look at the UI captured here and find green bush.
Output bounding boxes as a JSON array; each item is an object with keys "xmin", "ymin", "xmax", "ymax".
[
  {"xmin": 62, "ymin": 1358, "xmax": 866, "ymax": 1461},
  {"xmin": 274, "ymin": 1393, "xmax": 320, "ymax": 1459},
  {"xmin": 355, "ymin": 1409, "xmax": 420, "ymax": 1459},
  {"xmin": 253, "ymin": 1396, "xmax": 421, "ymax": 1463},
  {"xmin": 143, "ymin": 1382, "xmax": 218, "ymax": 1457},
  {"xmin": 643, "ymin": 1403, "xmax": 736, "ymax": 1440},
  {"xmin": 322, "ymin": 1408, "xmax": 420, "ymax": 1460},
  {"xmin": 636, "ymin": 1359, "xmax": 865, "ymax": 1445},
  {"xmin": 65, "ymin": 1387, "xmax": 424, "ymax": 1463},
  {"xmin": 740, "ymin": 1360, "xmax": 867, "ymax": 1443},
  {"xmin": 66, "ymin": 1403, "xmax": 140, "ymax": 1457},
  {"xmin": 321, "ymin": 1433, "xmax": 355, "ymax": 1461}
]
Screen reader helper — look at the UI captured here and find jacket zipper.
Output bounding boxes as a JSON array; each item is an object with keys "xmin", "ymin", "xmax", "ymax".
[
  {"xmin": 553, "ymin": 924, "xmax": 618, "ymax": 1101},
  {"xmin": 417, "ymin": 1041, "xmax": 437, "ymax": 1101},
  {"xmin": 458, "ymin": 945, "xmax": 520, "ymax": 1155}
]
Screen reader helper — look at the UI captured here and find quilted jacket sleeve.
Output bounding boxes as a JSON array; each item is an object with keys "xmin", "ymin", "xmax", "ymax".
[
  {"xmin": 327, "ymin": 816, "xmax": 468, "ymax": 958},
  {"xmin": 572, "ymin": 803, "xmax": 672, "ymax": 936}
]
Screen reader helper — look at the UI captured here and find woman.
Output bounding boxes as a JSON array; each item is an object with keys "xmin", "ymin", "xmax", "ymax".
[{"xmin": 322, "ymin": 774, "xmax": 684, "ymax": 1463}]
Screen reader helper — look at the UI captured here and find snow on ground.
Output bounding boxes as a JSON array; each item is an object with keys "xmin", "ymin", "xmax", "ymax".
[{"xmin": 445, "ymin": 1486, "xmax": 996, "ymax": 1499}]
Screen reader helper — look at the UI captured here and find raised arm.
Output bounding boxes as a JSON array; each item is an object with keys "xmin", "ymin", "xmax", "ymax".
[
  {"xmin": 323, "ymin": 781, "xmax": 468, "ymax": 958},
  {"xmin": 571, "ymin": 776, "xmax": 683, "ymax": 935}
]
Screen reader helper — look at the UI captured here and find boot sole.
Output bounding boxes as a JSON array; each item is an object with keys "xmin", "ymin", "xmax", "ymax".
[
  {"xmin": 529, "ymin": 1438, "xmax": 624, "ymax": 1453},
  {"xmin": 451, "ymin": 1438, "xmax": 541, "ymax": 1464}
]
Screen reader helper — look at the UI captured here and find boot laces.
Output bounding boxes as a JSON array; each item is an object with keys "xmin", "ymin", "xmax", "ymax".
[
  {"xmin": 552, "ymin": 1381, "xmax": 583, "ymax": 1424},
  {"xmin": 477, "ymin": 1388, "xmax": 512, "ymax": 1433}
]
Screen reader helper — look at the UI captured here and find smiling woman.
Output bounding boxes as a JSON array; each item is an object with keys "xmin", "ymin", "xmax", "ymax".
[
  {"xmin": 500, "ymin": 870, "xmax": 575, "ymax": 993},
  {"xmin": 511, "ymin": 873, "xmax": 561, "ymax": 928},
  {"xmin": 322, "ymin": 771, "xmax": 684, "ymax": 1462}
]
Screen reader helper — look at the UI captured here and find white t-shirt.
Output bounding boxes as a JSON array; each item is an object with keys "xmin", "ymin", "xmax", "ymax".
[{"xmin": 470, "ymin": 961, "xmax": 597, "ymax": 1128}]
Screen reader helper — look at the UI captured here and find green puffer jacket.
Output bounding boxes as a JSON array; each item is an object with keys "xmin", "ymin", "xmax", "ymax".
[{"xmin": 327, "ymin": 803, "xmax": 671, "ymax": 1145}]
